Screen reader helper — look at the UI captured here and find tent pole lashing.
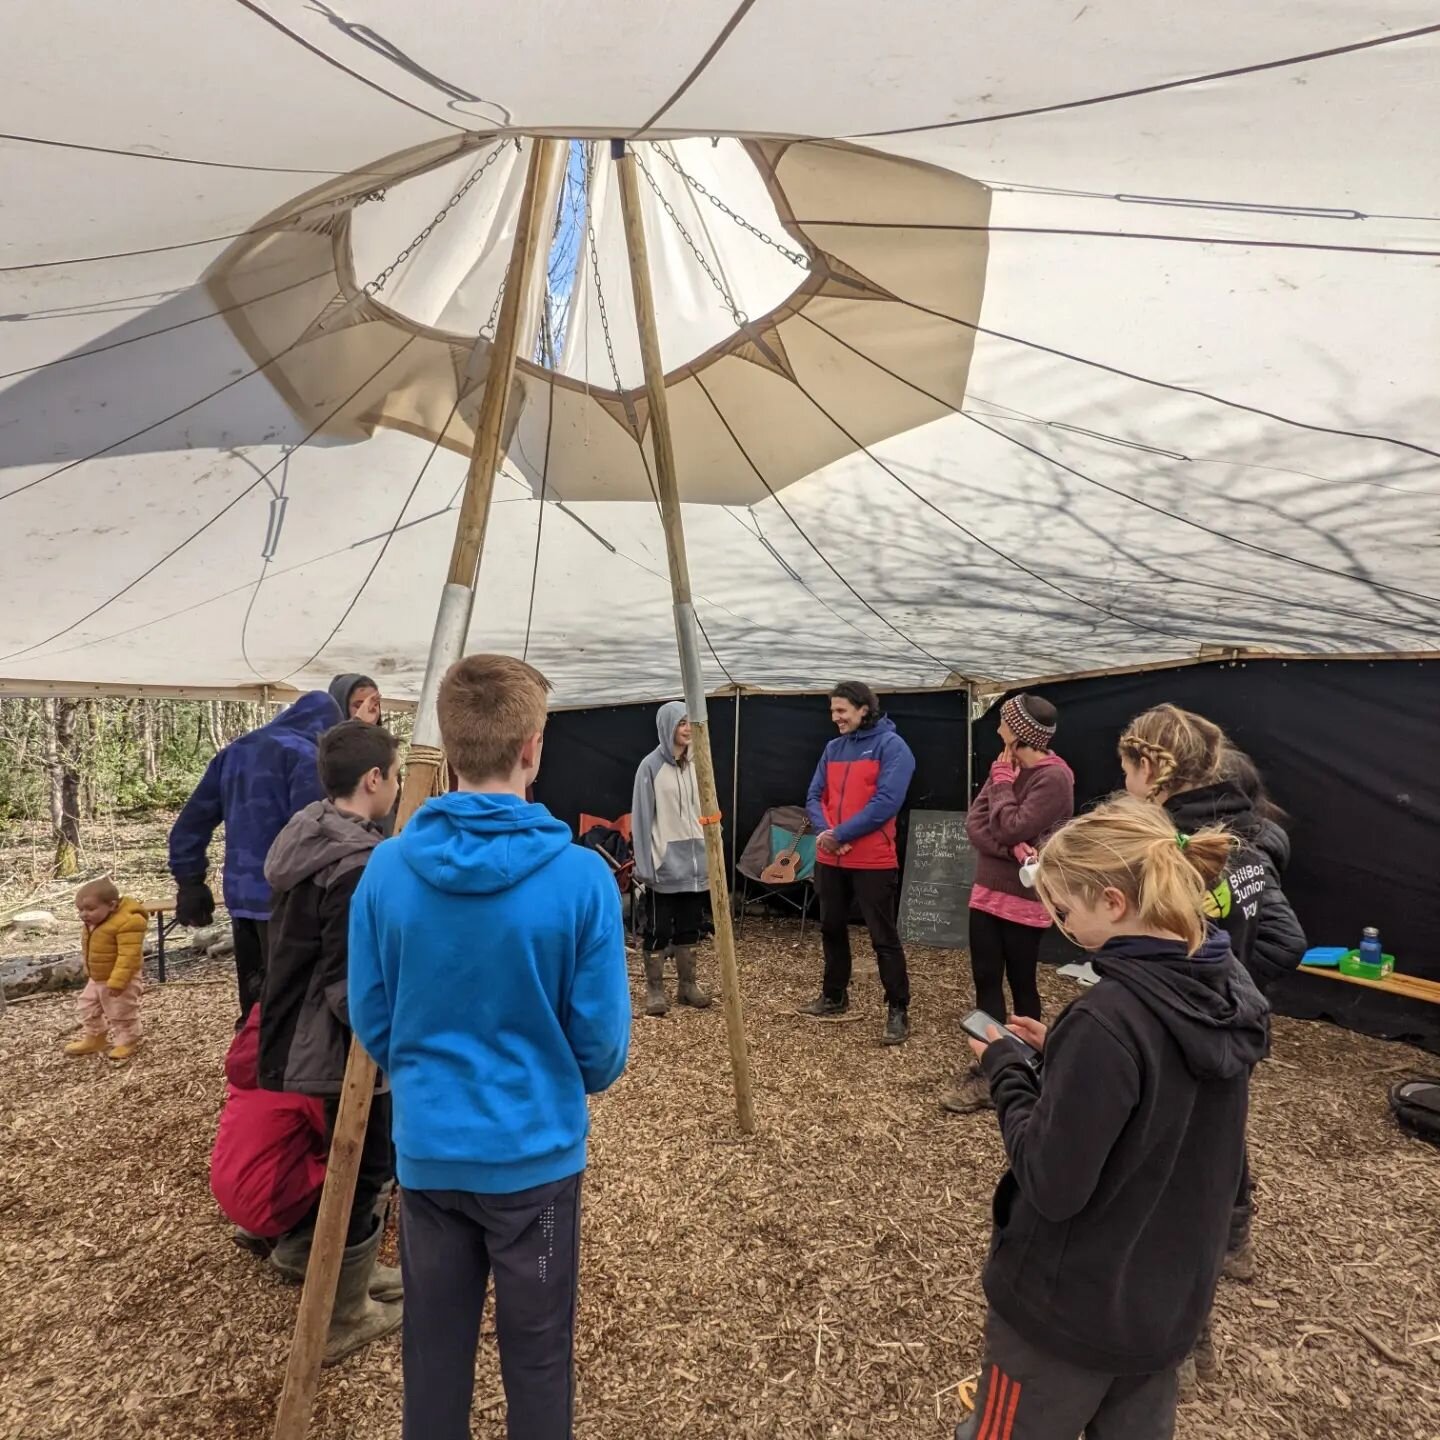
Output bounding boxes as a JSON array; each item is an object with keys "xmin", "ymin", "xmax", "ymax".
[
  {"xmin": 613, "ymin": 138, "xmax": 756, "ymax": 1135},
  {"xmin": 268, "ymin": 135, "xmax": 565, "ymax": 1440}
]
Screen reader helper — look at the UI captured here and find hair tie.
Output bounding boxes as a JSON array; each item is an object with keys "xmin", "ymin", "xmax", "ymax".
[{"xmin": 1175, "ymin": 832, "xmax": 1189, "ymax": 850}]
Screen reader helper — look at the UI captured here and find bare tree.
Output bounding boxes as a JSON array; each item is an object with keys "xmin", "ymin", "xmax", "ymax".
[{"xmin": 44, "ymin": 698, "xmax": 82, "ymax": 876}]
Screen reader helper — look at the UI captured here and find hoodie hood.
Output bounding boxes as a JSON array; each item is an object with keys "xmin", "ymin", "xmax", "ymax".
[
  {"xmin": 1165, "ymin": 781, "xmax": 1260, "ymax": 841},
  {"xmin": 1251, "ymin": 815, "xmax": 1291, "ymax": 873},
  {"xmin": 654, "ymin": 700, "xmax": 689, "ymax": 766},
  {"xmin": 255, "ymin": 690, "xmax": 343, "ymax": 744},
  {"xmin": 397, "ymin": 790, "xmax": 572, "ymax": 895},
  {"xmin": 328, "ymin": 673, "xmax": 378, "ymax": 719},
  {"xmin": 265, "ymin": 799, "xmax": 383, "ymax": 891},
  {"xmin": 1092, "ymin": 927, "xmax": 1270, "ymax": 1080}
]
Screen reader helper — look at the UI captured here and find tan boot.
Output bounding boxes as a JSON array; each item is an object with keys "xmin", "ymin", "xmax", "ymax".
[
  {"xmin": 64, "ymin": 1033, "xmax": 109, "ymax": 1057},
  {"xmin": 323, "ymin": 1224, "xmax": 403, "ymax": 1365},
  {"xmin": 643, "ymin": 949, "xmax": 670, "ymax": 1017},
  {"xmin": 940, "ymin": 1065, "xmax": 992, "ymax": 1114},
  {"xmin": 107, "ymin": 1042, "xmax": 140, "ymax": 1062},
  {"xmin": 673, "ymin": 945, "xmax": 711, "ymax": 1009}
]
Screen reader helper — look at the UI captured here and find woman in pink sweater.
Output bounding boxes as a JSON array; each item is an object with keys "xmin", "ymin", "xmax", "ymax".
[{"xmin": 943, "ymin": 695, "xmax": 1074, "ymax": 1114}]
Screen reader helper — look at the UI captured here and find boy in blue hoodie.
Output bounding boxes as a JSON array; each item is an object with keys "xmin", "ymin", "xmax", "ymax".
[{"xmin": 348, "ymin": 654, "xmax": 631, "ymax": 1440}]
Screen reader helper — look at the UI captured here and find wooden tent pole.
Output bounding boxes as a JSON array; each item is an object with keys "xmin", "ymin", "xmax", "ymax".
[
  {"xmin": 612, "ymin": 140, "xmax": 756, "ymax": 1135},
  {"xmin": 270, "ymin": 135, "xmax": 564, "ymax": 1440}
]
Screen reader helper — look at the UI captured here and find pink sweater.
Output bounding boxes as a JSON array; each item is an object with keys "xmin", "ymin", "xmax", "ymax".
[{"xmin": 967, "ymin": 754, "xmax": 1075, "ymax": 926}]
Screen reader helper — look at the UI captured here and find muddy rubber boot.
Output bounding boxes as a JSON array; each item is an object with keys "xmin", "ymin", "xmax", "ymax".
[
  {"xmin": 643, "ymin": 948, "xmax": 670, "ymax": 1017},
  {"xmin": 673, "ymin": 945, "xmax": 711, "ymax": 1009},
  {"xmin": 940, "ymin": 1064, "xmax": 993, "ymax": 1114},
  {"xmin": 1192, "ymin": 1317, "xmax": 1219, "ymax": 1382},
  {"xmin": 323, "ymin": 1224, "xmax": 403, "ymax": 1366},
  {"xmin": 1222, "ymin": 1206, "xmax": 1256, "ymax": 1282},
  {"xmin": 270, "ymin": 1221, "xmax": 401, "ymax": 1300},
  {"xmin": 64, "ymin": 1033, "xmax": 109, "ymax": 1056}
]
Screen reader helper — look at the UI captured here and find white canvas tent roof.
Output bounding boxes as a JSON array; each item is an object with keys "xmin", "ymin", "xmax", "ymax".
[{"xmin": 3, "ymin": 3, "xmax": 1437, "ymax": 706}]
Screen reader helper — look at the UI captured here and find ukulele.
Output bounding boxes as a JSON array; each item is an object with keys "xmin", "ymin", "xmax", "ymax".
[{"xmin": 761, "ymin": 822, "xmax": 810, "ymax": 885}]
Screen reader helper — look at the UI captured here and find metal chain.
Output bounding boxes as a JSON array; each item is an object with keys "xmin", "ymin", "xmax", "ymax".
[
  {"xmin": 483, "ymin": 259, "xmax": 511, "ymax": 340},
  {"xmin": 633, "ymin": 151, "xmax": 748, "ymax": 327},
  {"xmin": 588, "ymin": 220, "xmax": 626, "ymax": 394},
  {"xmin": 650, "ymin": 143, "xmax": 811, "ymax": 271},
  {"xmin": 364, "ymin": 141, "xmax": 507, "ymax": 296}
]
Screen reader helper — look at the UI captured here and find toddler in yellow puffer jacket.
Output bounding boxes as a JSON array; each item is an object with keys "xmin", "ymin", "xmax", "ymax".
[{"xmin": 65, "ymin": 879, "xmax": 148, "ymax": 1062}]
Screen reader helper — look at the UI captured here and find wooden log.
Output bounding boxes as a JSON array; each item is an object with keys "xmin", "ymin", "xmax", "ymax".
[{"xmin": 613, "ymin": 140, "xmax": 755, "ymax": 1135}]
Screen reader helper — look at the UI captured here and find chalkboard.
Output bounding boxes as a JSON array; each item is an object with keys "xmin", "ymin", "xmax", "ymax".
[{"xmin": 899, "ymin": 809, "xmax": 975, "ymax": 948}]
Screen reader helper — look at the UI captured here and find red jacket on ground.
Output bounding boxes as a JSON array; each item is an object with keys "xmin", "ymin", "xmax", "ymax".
[
  {"xmin": 210, "ymin": 1007, "xmax": 328, "ymax": 1238},
  {"xmin": 805, "ymin": 716, "xmax": 916, "ymax": 870}
]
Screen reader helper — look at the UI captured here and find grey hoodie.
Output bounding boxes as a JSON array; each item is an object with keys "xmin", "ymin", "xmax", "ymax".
[{"xmin": 631, "ymin": 700, "xmax": 706, "ymax": 894}]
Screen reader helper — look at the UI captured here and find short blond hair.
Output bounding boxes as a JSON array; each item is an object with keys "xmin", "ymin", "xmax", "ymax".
[
  {"xmin": 1118, "ymin": 704, "xmax": 1227, "ymax": 800},
  {"xmin": 437, "ymin": 654, "xmax": 551, "ymax": 783},
  {"xmin": 76, "ymin": 877, "xmax": 120, "ymax": 908},
  {"xmin": 1035, "ymin": 796, "xmax": 1234, "ymax": 954}
]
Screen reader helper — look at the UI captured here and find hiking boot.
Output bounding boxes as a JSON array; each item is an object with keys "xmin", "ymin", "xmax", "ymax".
[
  {"xmin": 940, "ymin": 1065, "xmax": 993, "ymax": 1114},
  {"xmin": 880, "ymin": 1005, "xmax": 909, "ymax": 1046},
  {"xmin": 1192, "ymin": 1318, "xmax": 1219, "ymax": 1382},
  {"xmin": 643, "ymin": 949, "xmax": 670, "ymax": 1017},
  {"xmin": 107, "ymin": 1042, "xmax": 139, "ymax": 1062},
  {"xmin": 797, "ymin": 994, "xmax": 848, "ymax": 1017},
  {"xmin": 232, "ymin": 1227, "xmax": 273, "ymax": 1259},
  {"xmin": 1176, "ymin": 1355, "xmax": 1197, "ymax": 1401},
  {"xmin": 323, "ymin": 1224, "xmax": 403, "ymax": 1366},
  {"xmin": 64, "ymin": 1033, "xmax": 109, "ymax": 1056},
  {"xmin": 674, "ymin": 945, "xmax": 712, "ymax": 1009},
  {"xmin": 270, "ymin": 1221, "xmax": 401, "ymax": 1300},
  {"xmin": 1223, "ymin": 1205, "xmax": 1256, "ymax": 1282}
]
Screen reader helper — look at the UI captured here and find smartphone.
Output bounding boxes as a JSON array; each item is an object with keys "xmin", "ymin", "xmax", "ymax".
[{"xmin": 960, "ymin": 1009, "xmax": 1041, "ymax": 1068}]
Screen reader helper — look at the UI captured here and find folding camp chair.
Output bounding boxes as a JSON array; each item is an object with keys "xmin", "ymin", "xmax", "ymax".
[
  {"xmin": 577, "ymin": 812, "xmax": 644, "ymax": 941},
  {"xmin": 735, "ymin": 804, "xmax": 816, "ymax": 939}
]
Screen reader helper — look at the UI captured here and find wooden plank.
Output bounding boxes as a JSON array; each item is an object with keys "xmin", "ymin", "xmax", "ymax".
[{"xmin": 1300, "ymin": 965, "xmax": 1440, "ymax": 1005}]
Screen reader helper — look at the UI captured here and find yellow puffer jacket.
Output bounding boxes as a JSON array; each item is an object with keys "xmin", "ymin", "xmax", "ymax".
[{"xmin": 83, "ymin": 898, "xmax": 149, "ymax": 991}]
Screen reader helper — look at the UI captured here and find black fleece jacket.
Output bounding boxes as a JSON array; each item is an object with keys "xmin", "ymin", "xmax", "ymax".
[{"xmin": 980, "ymin": 928, "xmax": 1270, "ymax": 1374}]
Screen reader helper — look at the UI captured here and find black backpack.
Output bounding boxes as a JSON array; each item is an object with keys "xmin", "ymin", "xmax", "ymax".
[
  {"xmin": 1389, "ymin": 1077, "xmax": 1440, "ymax": 1146},
  {"xmin": 578, "ymin": 823, "xmax": 635, "ymax": 892}
]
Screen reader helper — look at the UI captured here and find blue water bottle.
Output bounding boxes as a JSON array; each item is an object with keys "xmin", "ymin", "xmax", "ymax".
[{"xmin": 1359, "ymin": 927, "xmax": 1383, "ymax": 971}]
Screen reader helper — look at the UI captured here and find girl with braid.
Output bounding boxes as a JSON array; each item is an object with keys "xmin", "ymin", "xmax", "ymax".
[{"xmin": 1118, "ymin": 705, "xmax": 1304, "ymax": 1326}]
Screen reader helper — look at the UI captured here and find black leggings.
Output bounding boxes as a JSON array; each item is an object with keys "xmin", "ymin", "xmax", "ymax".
[{"xmin": 968, "ymin": 909, "xmax": 1044, "ymax": 1024}]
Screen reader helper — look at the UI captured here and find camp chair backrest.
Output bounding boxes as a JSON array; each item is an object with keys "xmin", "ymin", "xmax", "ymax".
[
  {"xmin": 738, "ymin": 804, "xmax": 811, "ymax": 883},
  {"xmin": 580, "ymin": 812, "xmax": 632, "ymax": 843}
]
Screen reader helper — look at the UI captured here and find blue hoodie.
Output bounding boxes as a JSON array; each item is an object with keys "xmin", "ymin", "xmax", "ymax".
[
  {"xmin": 168, "ymin": 691, "xmax": 342, "ymax": 919},
  {"xmin": 348, "ymin": 791, "xmax": 632, "ymax": 1195}
]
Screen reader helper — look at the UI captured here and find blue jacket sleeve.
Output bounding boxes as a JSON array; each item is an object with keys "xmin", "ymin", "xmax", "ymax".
[
  {"xmin": 805, "ymin": 748, "xmax": 830, "ymax": 833},
  {"xmin": 565, "ymin": 862, "xmax": 632, "ymax": 1094},
  {"xmin": 346, "ymin": 862, "xmax": 392, "ymax": 1074},
  {"xmin": 169, "ymin": 753, "xmax": 225, "ymax": 880},
  {"xmin": 833, "ymin": 734, "xmax": 915, "ymax": 845}
]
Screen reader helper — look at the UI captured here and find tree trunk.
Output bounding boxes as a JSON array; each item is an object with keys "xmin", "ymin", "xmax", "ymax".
[
  {"xmin": 207, "ymin": 700, "xmax": 225, "ymax": 754},
  {"xmin": 45, "ymin": 698, "xmax": 82, "ymax": 876},
  {"xmin": 139, "ymin": 701, "xmax": 159, "ymax": 782}
]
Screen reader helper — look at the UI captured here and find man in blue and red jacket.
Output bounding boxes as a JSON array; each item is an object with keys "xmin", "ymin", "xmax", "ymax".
[{"xmin": 801, "ymin": 681, "xmax": 916, "ymax": 1045}]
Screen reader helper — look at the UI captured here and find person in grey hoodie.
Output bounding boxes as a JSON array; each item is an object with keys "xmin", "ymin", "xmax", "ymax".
[{"xmin": 631, "ymin": 700, "xmax": 712, "ymax": 1018}]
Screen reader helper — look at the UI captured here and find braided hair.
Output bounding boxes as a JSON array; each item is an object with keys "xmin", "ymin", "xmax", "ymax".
[{"xmin": 1118, "ymin": 704, "xmax": 1226, "ymax": 801}]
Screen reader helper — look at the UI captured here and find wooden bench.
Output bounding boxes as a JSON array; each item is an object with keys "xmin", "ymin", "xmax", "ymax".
[
  {"xmin": 1300, "ymin": 965, "xmax": 1440, "ymax": 1006},
  {"xmin": 141, "ymin": 904, "xmax": 183, "ymax": 983}
]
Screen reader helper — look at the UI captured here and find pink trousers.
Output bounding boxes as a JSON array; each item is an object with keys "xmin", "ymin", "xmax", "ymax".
[{"xmin": 77, "ymin": 978, "xmax": 143, "ymax": 1046}]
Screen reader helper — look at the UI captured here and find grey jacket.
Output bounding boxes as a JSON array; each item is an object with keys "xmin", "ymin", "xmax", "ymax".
[{"xmin": 631, "ymin": 701, "xmax": 706, "ymax": 894}]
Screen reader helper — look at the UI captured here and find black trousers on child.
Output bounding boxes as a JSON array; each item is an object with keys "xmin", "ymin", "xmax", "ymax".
[
  {"xmin": 815, "ymin": 864, "xmax": 910, "ymax": 1008},
  {"xmin": 399, "ymin": 1173, "xmax": 583, "ymax": 1440},
  {"xmin": 643, "ymin": 889, "xmax": 705, "ymax": 953},
  {"xmin": 322, "ymin": 1090, "xmax": 395, "ymax": 1248},
  {"xmin": 968, "ymin": 909, "xmax": 1044, "ymax": 1024},
  {"xmin": 957, "ymin": 1309, "xmax": 1179, "ymax": 1440},
  {"xmin": 232, "ymin": 918, "xmax": 269, "ymax": 1029}
]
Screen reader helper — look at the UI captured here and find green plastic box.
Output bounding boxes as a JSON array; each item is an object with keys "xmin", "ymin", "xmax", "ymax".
[{"xmin": 1337, "ymin": 948, "xmax": 1396, "ymax": 981}]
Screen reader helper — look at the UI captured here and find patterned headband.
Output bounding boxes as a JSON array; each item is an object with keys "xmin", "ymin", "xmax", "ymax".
[{"xmin": 1001, "ymin": 696, "xmax": 1055, "ymax": 751}]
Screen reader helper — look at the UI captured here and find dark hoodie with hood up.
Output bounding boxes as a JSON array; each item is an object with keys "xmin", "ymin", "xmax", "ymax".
[
  {"xmin": 259, "ymin": 800, "xmax": 384, "ymax": 1095},
  {"xmin": 1166, "ymin": 781, "xmax": 1307, "ymax": 995},
  {"xmin": 348, "ymin": 791, "xmax": 632, "ymax": 1195},
  {"xmin": 979, "ymin": 928, "xmax": 1270, "ymax": 1375},
  {"xmin": 169, "ymin": 691, "xmax": 342, "ymax": 919}
]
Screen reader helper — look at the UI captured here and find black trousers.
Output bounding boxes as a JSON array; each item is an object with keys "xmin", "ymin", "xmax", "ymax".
[
  {"xmin": 232, "ymin": 918, "xmax": 269, "ymax": 1028},
  {"xmin": 969, "ymin": 908, "xmax": 1044, "ymax": 1024},
  {"xmin": 321, "ymin": 1090, "xmax": 395, "ymax": 1248},
  {"xmin": 399, "ymin": 1173, "xmax": 582, "ymax": 1440},
  {"xmin": 643, "ymin": 889, "xmax": 705, "ymax": 953},
  {"xmin": 815, "ymin": 864, "xmax": 909, "ymax": 1008},
  {"xmin": 958, "ymin": 1309, "xmax": 1178, "ymax": 1440}
]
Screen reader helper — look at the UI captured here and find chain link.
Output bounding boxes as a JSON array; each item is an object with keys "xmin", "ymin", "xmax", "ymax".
[
  {"xmin": 364, "ymin": 142, "xmax": 507, "ymax": 296},
  {"xmin": 588, "ymin": 219, "xmax": 626, "ymax": 394},
  {"xmin": 650, "ymin": 143, "xmax": 811, "ymax": 271},
  {"xmin": 633, "ymin": 151, "xmax": 749, "ymax": 327}
]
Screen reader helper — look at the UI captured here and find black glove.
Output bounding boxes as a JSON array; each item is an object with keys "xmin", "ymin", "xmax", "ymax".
[{"xmin": 174, "ymin": 877, "xmax": 216, "ymax": 929}]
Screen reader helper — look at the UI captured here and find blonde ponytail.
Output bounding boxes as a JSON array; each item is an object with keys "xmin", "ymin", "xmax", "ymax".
[{"xmin": 1034, "ymin": 797, "xmax": 1235, "ymax": 954}]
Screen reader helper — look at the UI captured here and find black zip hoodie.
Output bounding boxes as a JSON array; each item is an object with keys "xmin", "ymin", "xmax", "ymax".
[
  {"xmin": 1166, "ymin": 782, "xmax": 1307, "ymax": 994},
  {"xmin": 979, "ymin": 927, "xmax": 1270, "ymax": 1374}
]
